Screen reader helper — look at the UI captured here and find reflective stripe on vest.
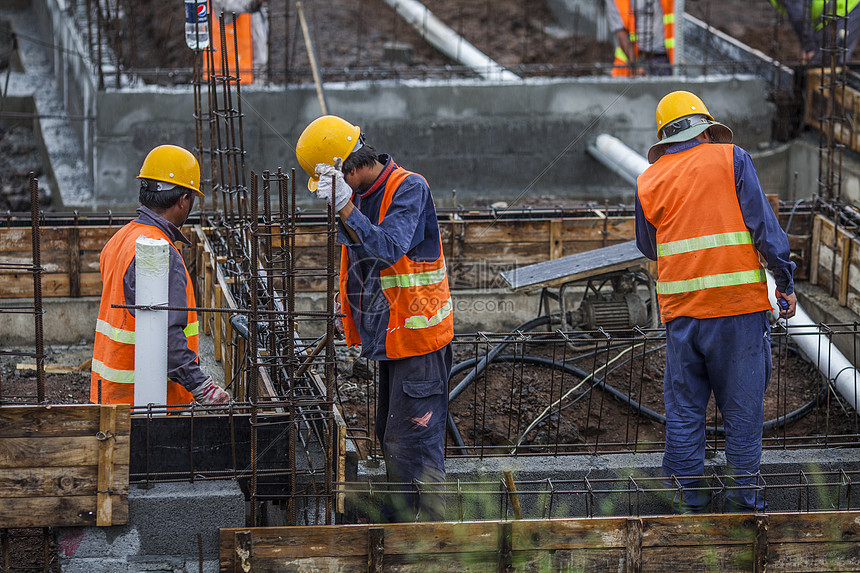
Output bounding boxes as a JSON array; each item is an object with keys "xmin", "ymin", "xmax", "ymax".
[
  {"xmin": 656, "ymin": 269, "xmax": 767, "ymax": 295},
  {"xmin": 92, "ymin": 357, "xmax": 135, "ymax": 384},
  {"xmin": 657, "ymin": 231, "xmax": 753, "ymax": 257},
  {"xmin": 405, "ymin": 298, "xmax": 453, "ymax": 330},
  {"xmin": 380, "ymin": 264, "xmax": 447, "ymax": 290},
  {"xmin": 96, "ymin": 318, "xmax": 135, "ymax": 344},
  {"xmin": 96, "ymin": 317, "xmax": 199, "ymax": 342}
]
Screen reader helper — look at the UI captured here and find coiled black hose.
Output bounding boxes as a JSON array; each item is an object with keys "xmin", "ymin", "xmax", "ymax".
[{"xmin": 447, "ymin": 339, "xmax": 827, "ymax": 454}]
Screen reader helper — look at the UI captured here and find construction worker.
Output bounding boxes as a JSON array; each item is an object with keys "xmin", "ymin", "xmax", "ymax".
[
  {"xmin": 606, "ymin": 0, "xmax": 675, "ymax": 76},
  {"xmin": 635, "ymin": 91, "xmax": 797, "ymax": 513},
  {"xmin": 91, "ymin": 145, "xmax": 230, "ymax": 407},
  {"xmin": 211, "ymin": 0, "xmax": 268, "ymax": 78},
  {"xmin": 296, "ymin": 116, "xmax": 454, "ymax": 522},
  {"xmin": 769, "ymin": 0, "xmax": 860, "ymax": 64}
]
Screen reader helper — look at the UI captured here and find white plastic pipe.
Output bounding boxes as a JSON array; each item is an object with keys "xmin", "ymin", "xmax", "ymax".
[
  {"xmin": 596, "ymin": 133, "xmax": 860, "ymax": 411},
  {"xmin": 766, "ymin": 273, "xmax": 860, "ymax": 412},
  {"xmin": 133, "ymin": 235, "xmax": 170, "ymax": 408},
  {"xmin": 590, "ymin": 134, "xmax": 651, "ymax": 186},
  {"xmin": 383, "ymin": 0, "xmax": 519, "ymax": 82}
]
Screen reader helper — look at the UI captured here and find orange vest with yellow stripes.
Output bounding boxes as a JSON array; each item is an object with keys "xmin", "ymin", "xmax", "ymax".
[
  {"xmin": 339, "ymin": 167, "xmax": 454, "ymax": 359},
  {"xmin": 611, "ymin": 0, "xmax": 675, "ymax": 77},
  {"xmin": 90, "ymin": 222, "xmax": 198, "ymax": 405},
  {"xmin": 636, "ymin": 144, "xmax": 771, "ymax": 322}
]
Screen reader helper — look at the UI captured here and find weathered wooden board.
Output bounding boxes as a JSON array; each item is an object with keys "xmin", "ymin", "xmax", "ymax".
[
  {"xmin": 0, "ymin": 494, "xmax": 128, "ymax": 528},
  {"xmin": 220, "ymin": 512, "xmax": 860, "ymax": 573},
  {"xmin": 0, "ymin": 404, "xmax": 130, "ymax": 527}
]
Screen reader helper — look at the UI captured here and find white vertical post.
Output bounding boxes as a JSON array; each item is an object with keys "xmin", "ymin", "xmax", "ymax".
[
  {"xmin": 674, "ymin": 0, "xmax": 684, "ymax": 76},
  {"xmin": 134, "ymin": 236, "xmax": 170, "ymax": 409}
]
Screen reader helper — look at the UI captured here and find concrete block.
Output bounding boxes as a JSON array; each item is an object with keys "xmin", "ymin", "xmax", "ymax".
[{"xmin": 57, "ymin": 480, "xmax": 244, "ymax": 571}]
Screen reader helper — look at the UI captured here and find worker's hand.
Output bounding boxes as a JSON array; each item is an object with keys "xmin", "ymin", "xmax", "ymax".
[
  {"xmin": 775, "ymin": 289, "xmax": 797, "ymax": 320},
  {"xmin": 191, "ymin": 377, "xmax": 231, "ymax": 405},
  {"xmin": 314, "ymin": 163, "xmax": 352, "ymax": 212}
]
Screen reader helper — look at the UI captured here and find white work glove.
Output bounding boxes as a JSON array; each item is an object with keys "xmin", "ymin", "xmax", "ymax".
[
  {"xmin": 314, "ymin": 163, "xmax": 352, "ymax": 211},
  {"xmin": 191, "ymin": 377, "xmax": 230, "ymax": 405}
]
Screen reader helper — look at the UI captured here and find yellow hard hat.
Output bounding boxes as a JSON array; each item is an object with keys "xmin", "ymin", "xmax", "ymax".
[
  {"xmin": 295, "ymin": 115, "xmax": 362, "ymax": 191},
  {"xmin": 137, "ymin": 145, "xmax": 203, "ymax": 197},
  {"xmin": 648, "ymin": 91, "xmax": 733, "ymax": 164}
]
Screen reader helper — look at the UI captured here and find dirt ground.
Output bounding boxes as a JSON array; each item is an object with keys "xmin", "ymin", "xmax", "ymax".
[
  {"xmin": 334, "ymin": 331, "xmax": 855, "ymax": 459},
  {"xmin": 122, "ymin": 0, "xmax": 860, "ymax": 85}
]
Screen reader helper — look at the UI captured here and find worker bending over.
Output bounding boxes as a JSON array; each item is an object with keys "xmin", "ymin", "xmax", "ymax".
[
  {"xmin": 770, "ymin": 0, "xmax": 860, "ymax": 64},
  {"xmin": 297, "ymin": 116, "xmax": 454, "ymax": 522},
  {"xmin": 91, "ymin": 145, "xmax": 230, "ymax": 406},
  {"xmin": 635, "ymin": 91, "xmax": 797, "ymax": 513}
]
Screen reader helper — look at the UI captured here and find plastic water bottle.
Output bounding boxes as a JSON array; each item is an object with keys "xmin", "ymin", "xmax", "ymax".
[{"xmin": 184, "ymin": 0, "xmax": 209, "ymax": 50}]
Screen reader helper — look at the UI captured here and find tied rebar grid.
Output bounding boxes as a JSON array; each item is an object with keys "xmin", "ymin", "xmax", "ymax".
[
  {"xmin": 0, "ymin": 173, "xmax": 45, "ymax": 405},
  {"xmin": 332, "ymin": 323, "xmax": 860, "ymax": 462},
  {"xmin": 182, "ymin": 20, "xmax": 339, "ymax": 525},
  {"xmin": 337, "ymin": 468, "xmax": 860, "ymax": 522}
]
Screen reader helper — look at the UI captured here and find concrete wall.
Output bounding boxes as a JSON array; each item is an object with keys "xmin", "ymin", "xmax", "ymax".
[{"xmin": 90, "ymin": 76, "xmax": 776, "ymax": 210}]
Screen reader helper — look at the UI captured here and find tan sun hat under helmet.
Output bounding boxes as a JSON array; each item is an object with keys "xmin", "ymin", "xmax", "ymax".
[{"xmin": 647, "ymin": 91, "xmax": 733, "ymax": 164}]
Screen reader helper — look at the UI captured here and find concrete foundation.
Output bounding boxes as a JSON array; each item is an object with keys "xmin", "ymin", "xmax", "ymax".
[
  {"xmin": 355, "ymin": 448, "xmax": 860, "ymax": 519},
  {"xmin": 55, "ymin": 480, "xmax": 245, "ymax": 573}
]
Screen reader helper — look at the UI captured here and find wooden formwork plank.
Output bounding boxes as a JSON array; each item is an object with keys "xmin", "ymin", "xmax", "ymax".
[
  {"xmin": 219, "ymin": 512, "xmax": 860, "ymax": 572},
  {"xmin": 810, "ymin": 214, "xmax": 823, "ymax": 286},
  {"xmin": 0, "ymin": 494, "xmax": 128, "ymax": 528},
  {"xmin": 96, "ymin": 404, "xmax": 117, "ymax": 526},
  {"xmin": 512, "ymin": 517, "xmax": 627, "ymax": 550},
  {"xmin": 0, "ymin": 464, "xmax": 128, "ymax": 498},
  {"xmin": 0, "ymin": 404, "xmax": 129, "ymax": 528}
]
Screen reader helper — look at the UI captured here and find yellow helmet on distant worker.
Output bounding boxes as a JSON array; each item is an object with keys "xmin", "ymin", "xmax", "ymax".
[
  {"xmin": 137, "ymin": 144, "xmax": 203, "ymax": 197},
  {"xmin": 648, "ymin": 91, "xmax": 733, "ymax": 164},
  {"xmin": 296, "ymin": 115, "xmax": 362, "ymax": 191}
]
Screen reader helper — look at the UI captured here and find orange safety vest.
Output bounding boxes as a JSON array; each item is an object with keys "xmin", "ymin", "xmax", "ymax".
[
  {"xmin": 636, "ymin": 144, "xmax": 771, "ymax": 322},
  {"xmin": 90, "ymin": 222, "xmax": 199, "ymax": 405},
  {"xmin": 207, "ymin": 12, "xmax": 254, "ymax": 83},
  {"xmin": 611, "ymin": 0, "xmax": 675, "ymax": 77},
  {"xmin": 339, "ymin": 168, "xmax": 454, "ymax": 360}
]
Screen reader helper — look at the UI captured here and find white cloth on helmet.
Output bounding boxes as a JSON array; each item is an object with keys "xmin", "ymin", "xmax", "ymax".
[{"xmin": 314, "ymin": 163, "xmax": 352, "ymax": 211}]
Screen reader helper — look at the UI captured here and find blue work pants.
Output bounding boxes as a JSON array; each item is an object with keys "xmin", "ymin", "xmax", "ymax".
[
  {"xmin": 376, "ymin": 343, "xmax": 452, "ymax": 522},
  {"xmin": 663, "ymin": 311, "xmax": 772, "ymax": 513}
]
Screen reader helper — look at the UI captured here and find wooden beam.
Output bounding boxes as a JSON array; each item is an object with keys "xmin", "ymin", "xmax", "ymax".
[
  {"xmin": 368, "ymin": 527, "xmax": 384, "ymax": 573},
  {"xmin": 810, "ymin": 215, "xmax": 823, "ymax": 286},
  {"xmin": 840, "ymin": 232, "xmax": 852, "ymax": 306},
  {"xmin": 625, "ymin": 518, "xmax": 643, "ymax": 573},
  {"xmin": 549, "ymin": 219, "xmax": 563, "ymax": 260},
  {"xmin": 96, "ymin": 404, "xmax": 117, "ymax": 526},
  {"xmin": 753, "ymin": 515, "xmax": 768, "ymax": 573}
]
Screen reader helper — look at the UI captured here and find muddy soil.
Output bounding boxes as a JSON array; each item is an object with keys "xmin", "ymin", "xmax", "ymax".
[{"xmin": 335, "ymin": 334, "xmax": 853, "ymax": 459}]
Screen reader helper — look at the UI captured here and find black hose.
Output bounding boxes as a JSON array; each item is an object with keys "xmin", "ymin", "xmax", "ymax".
[
  {"xmin": 446, "ymin": 315, "xmax": 555, "ymax": 454},
  {"xmin": 448, "ymin": 350, "xmax": 827, "ymax": 453}
]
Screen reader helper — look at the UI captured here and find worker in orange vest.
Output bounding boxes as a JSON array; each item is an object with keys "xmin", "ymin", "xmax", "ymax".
[
  {"xmin": 211, "ymin": 0, "xmax": 268, "ymax": 80},
  {"xmin": 296, "ymin": 116, "xmax": 454, "ymax": 522},
  {"xmin": 606, "ymin": 0, "xmax": 675, "ymax": 76},
  {"xmin": 636, "ymin": 92, "xmax": 797, "ymax": 513},
  {"xmin": 91, "ymin": 145, "xmax": 230, "ymax": 407}
]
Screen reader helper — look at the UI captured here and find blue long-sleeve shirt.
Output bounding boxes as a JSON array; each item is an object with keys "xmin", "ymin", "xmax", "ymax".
[
  {"xmin": 122, "ymin": 206, "xmax": 207, "ymax": 391},
  {"xmin": 338, "ymin": 155, "xmax": 444, "ymax": 360},
  {"xmin": 634, "ymin": 139, "xmax": 796, "ymax": 295}
]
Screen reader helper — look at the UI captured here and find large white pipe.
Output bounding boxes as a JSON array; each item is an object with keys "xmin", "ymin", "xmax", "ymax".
[
  {"xmin": 589, "ymin": 134, "xmax": 651, "ymax": 186},
  {"xmin": 766, "ymin": 273, "xmax": 860, "ymax": 412},
  {"xmin": 134, "ymin": 236, "xmax": 169, "ymax": 408},
  {"xmin": 596, "ymin": 133, "xmax": 860, "ymax": 411},
  {"xmin": 382, "ymin": 0, "xmax": 519, "ymax": 82}
]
